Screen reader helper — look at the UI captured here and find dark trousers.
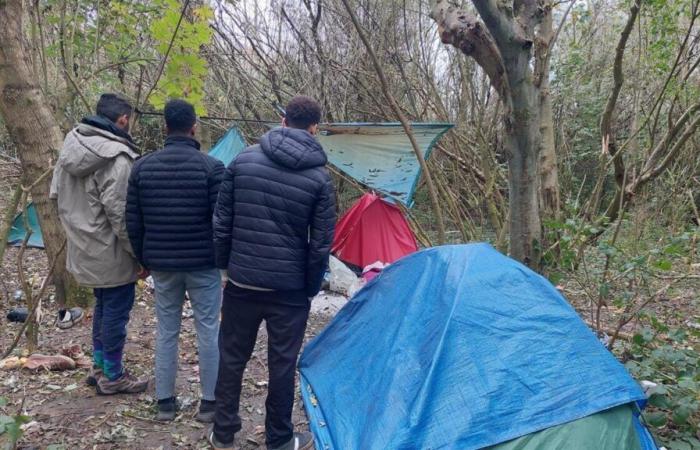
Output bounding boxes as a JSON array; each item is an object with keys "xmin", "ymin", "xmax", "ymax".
[
  {"xmin": 92, "ymin": 283, "xmax": 136, "ymax": 381},
  {"xmin": 213, "ymin": 284, "xmax": 310, "ymax": 447}
]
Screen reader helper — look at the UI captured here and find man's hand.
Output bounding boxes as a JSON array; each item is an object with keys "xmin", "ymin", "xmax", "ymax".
[
  {"xmin": 220, "ymin": 270, "xmax": 228, "ymax": 288},
  {"xmin": 137, "ymin": 265, "xmax": 150, "ymax": 280}
]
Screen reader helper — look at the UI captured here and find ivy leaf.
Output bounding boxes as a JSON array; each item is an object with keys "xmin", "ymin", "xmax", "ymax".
[
  {"xmin": 648, "ymin": 393, "xmax": 671, "ymax": 409},
  {"xmin": 644, "ymin": 411, "xmax": 668, "ymax": 427},
  {"xmin": 672, "ymin": 406, "xmax": 692, "ymax": 425}
]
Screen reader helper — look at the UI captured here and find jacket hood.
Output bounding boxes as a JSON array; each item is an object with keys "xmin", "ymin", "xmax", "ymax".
[
  {"xmin": 60, "ymin": 124, "xmax": 138, "ymax": 177},
  {"xmin": 260, "ymin": 127, "xmax": 327, "ymax": 170}
]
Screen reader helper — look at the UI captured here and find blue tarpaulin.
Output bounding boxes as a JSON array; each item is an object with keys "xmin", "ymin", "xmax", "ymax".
[
  {"xmin": 207, "ymin": 123, "xmax": 453, "ymax": 206},
  {"xmin": 299, "ymin": 244, "xmax": 651, "ymax": 450}
]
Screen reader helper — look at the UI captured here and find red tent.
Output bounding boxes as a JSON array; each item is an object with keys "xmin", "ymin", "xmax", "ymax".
[{"xmin": 332, "ymin": 193, "xmax": 418, "ymax": 269}]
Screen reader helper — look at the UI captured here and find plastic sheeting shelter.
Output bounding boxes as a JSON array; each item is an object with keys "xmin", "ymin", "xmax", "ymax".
[
  {"xmin": 207, "ymin": 123, "xmax": 453, "ymax": 206},
  {"xmin": 299, "ymin": 244, "xmax": 657, "ymax": 450},
  {"xmin": 8, "ymin": 203, "xmax": 44, "ymax": 248},
  {"xmin": 332, "ymin": 193, "xmax": 417, "ymax": 269},
  {"xmin": 318, "ymin": 123, "xmax": 452, "ymax": 206}
]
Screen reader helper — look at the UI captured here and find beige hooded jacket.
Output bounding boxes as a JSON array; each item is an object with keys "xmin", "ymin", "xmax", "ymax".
[{"xmin": 49, "ymin": 123, "xmax": 139, "ymax": 288}]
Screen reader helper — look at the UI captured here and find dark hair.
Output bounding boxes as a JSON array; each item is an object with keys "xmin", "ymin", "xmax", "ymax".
[
  {"xmin": 164, "ymin": 99, "xmax": 196, "ymax": 133},
  {"xmin": 285, "ymin": 96, "xmax": 322, "ymax": 129},
  {"xmin": 96, "ymin": 93, "xmax": 133, "ymax": 122}
]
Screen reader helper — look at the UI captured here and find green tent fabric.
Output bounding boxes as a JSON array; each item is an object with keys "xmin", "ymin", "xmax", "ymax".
[
  {"xmin": 8, "ymin": 203, "xmax": 44, "ymax": 248},
  {"xmin": 489, "ymin": 404, "xmax": 642, "ymax": 450}
]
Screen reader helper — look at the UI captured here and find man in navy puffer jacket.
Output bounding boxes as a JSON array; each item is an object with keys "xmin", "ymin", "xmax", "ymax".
[
  {"xmin": 210, "ymin": 96, "xmax": 335, "ymax": 450},
  {"xmin": 126, "ymin": 100, "xmax": 224, "ymax": 423}
]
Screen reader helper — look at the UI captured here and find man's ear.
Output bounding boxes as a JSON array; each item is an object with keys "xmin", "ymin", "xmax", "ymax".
[
  {"xmin": 191, "ymin": 123, "xmax": 198, "ymax": 137},
  {"xmin": 281, "ymin": 118, "xmax": 288, "ymax": 128},
  {"xmin": 308, "ymin": 124, "xmax": 319, "ymax": 135}
]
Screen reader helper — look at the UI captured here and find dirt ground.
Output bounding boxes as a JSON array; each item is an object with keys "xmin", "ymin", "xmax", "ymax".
[{"xmin": 0, "ymin": 246, "xmax": 346, "ymax": 450}]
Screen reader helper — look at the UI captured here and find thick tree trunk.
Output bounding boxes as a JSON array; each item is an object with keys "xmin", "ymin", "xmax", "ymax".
[
  {"xmin": 505, "ymin": 69, "xmax": 542, "ymax": 266},
  {"xmin": 431, "ymin": 0, "xmax": 544, "ymax": 266},
  {"xmin": 0, "ymin": 0, "xmax": 78, "ymax": 306}
]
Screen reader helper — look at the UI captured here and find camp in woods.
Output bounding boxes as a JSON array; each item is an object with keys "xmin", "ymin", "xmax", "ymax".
[{"xmin": 0, "ymin": 0, "xmax": 698, "ymax": 449}]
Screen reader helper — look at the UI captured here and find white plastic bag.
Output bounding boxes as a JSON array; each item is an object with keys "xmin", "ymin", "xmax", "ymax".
[{"xmin": 329, "ymin": 256, "xmax": 364, "ymax": 297}]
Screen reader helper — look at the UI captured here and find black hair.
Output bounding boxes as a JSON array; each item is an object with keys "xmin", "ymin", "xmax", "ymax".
[
  {"xmin": 164, "ymin": 99, "xmax": 196, "ymax": 134},
  {"xmin": 95, "ymin": 93, "xmax": 133, "ymax": 122},
  {"xmin": 285, "ymin": 96, "xmax": 322, "ymax": 129}
]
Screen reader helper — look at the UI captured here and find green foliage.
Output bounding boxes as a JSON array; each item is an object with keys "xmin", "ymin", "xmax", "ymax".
[
  {"xmin": 148, "ymin": 0, "xmax": 213, "ymax": 114},
  {"xmin": 625, "ymin": 326, "xmax": 700, "ymax": 447},
  {"xmin": 0, "ymin": 397, "xmax": 31, "ymax": 450}
]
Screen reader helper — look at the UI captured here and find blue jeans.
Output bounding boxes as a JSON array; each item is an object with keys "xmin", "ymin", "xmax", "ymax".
[
  {"xmin": 152, "ymin": 269, "xmax": 222, "ymax": 401},
  {"xmin": 92, "ymin": 283, "xmax": 136, "ymax": 381}
]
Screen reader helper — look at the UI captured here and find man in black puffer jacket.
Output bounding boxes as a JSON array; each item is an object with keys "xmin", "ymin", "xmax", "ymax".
[
  {"xmin": 126, "ymin": 100, "xmax": 224, "ymax": 423},
  {"xmin": 209, "ymin": 96, "xmax": 335, "ymax": 450}
]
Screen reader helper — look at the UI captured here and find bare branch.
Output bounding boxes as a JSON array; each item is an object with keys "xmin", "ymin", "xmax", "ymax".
[{"xmin": 429, "ymin": 0, "xmax": 508, "ymax": 96}]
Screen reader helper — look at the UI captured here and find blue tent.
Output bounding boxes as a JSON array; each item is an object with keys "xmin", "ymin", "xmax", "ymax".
[
  {"xmin": 207, "ymin": 123, "xmax": 453, "ymax": 206},
  {"xmin": 299, "ymin": 244, "xmax": 657, "ymax": 450},
  {"xmin": 207, "ymin": 126, "xmax": 247, "ymax": 166},
  {"xmin": 7, "ymin": 203, "xmax": 44, "ymax": 248}
]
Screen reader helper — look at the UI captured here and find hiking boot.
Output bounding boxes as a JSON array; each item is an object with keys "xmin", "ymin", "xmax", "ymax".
[
  {"xmin": 86, "ymin": 366, "xmax": 103, "ymax": 386},
  {"xmin": 207, "ymin": 428, "xmax": 236, "ymax": 450},
  {"xmin": 268, "ymin": 432, "xmax": 314, "ymax": 450},
  {"xmin": 196, "ymin": 399, "xmax": 216, "ymax": 423},
  {"xmin": 96, "ymin": 370, "xmax": 148, "ymax": 395},
  {"xmin": 156, "ymin": 396, "xmax": 178, "ymax": 421}
]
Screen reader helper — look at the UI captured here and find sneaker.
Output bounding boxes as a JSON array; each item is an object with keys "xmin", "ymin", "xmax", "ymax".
[
  {"xmin": 196, "ymin": 399, "xmax": 216, "ymax": 423},
  {"xmin": 156, "ymin": 396, "xmax": 178, "ymax": 421},
  {"xmin": 85, "ymin": 366, "xmax": 103, "ymax": 386},
  {"xmin": 269, "ymin": 432, "xmax": 314, "ymax": 450},
  {"xmin": 56, "ymin": 307, "xmax": 84, "ymax": 329},
  {"xmin": 207, "ymin": 428, "xmax": 236, "ymax": 450},
  {"xmin": 95, "ymin": 370, "xmax": 148, "ymax": 395}
]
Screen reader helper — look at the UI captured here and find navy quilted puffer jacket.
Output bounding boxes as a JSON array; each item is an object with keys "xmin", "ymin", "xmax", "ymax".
[
  {"xmin": 213, "ymin": 127, "xmax": 336, "ymax": 297},
  {"xmin": 126, "ymin": 135, "xmax": 224, "ymax": 271}
]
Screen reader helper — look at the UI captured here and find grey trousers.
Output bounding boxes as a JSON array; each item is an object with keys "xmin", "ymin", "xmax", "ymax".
[{"xmin": 152, "ymin": 269, "xmax": 221, "ymax": 401}]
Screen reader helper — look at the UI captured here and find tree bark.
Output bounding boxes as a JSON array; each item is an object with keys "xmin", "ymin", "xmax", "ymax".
[
  {"xmin": 535, "ymin": 7, "xmax": 560, "ymax": 219},
  {"xmin": 0, "ymin": 0, "xmax": 76, "ymax": 306}
]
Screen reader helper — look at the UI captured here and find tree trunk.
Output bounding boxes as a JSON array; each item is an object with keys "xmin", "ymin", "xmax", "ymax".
[
  {"xmin": 505, "ymin": 73, "xmax": 542, "ymax": 266},
  {"xmin": 0, "ymin": 0, "xmax": 77, "ymax": 306},
  {"xmin": 535, "ymin": 7, "xmax": 560, "ymax": 219},
  {"xmin": 430, "ymin": 0, "xmax": 545, "ymax": 266}
]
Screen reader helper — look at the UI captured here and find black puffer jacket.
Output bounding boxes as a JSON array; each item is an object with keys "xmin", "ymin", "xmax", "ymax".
[
  {"xmin": 213, "ymin": 127, "xmax": 336, "ymax": 297},
  {"xmin": 126, "ymin": 135, "xmax": 224, "ymax": 271}
]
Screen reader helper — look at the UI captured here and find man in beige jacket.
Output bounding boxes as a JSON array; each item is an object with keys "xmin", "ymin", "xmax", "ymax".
[{"xmin": 50, "ymin": 93, "xmax": 148, "ymax": 395}]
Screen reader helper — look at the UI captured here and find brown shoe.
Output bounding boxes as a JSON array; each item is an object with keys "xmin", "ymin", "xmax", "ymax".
[
  {"xmin": 86, "ymin": 366, "xmax": 103, "ymax": 386},
  {"xmin": 96, "ymin": 369, "xmax": 148, "ymax": 395}
]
